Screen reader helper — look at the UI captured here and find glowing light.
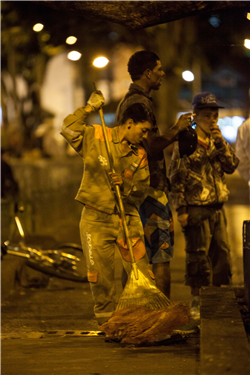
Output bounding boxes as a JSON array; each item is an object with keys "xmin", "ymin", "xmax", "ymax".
[
  {"xmin": 208, "ymin": 16, "xmax": 221, "ymax": 27},
  {"xmin": 15, "ymin": 217, "xmax": 25, "ymax": 238},
  {"xmin": 182, "ymin": 70, "xmax": 194, "ymax": 82},
  {"xmin": 33, "ymin": 23, "xmax": 44, "ymax": 32},
  {"xmin": 218, "ymin": 116, "xmax": 245, "ymax": 144},
  {"xmin": 247, "ymin": 13, "xmax": 250, "ymax": 21},
  {"xmin": 93, "ymin": 57, "xmax": 109, "ymax": 68},
  {"xmin": 221, "ymin": 125, "xmax": 237, "ymax": 144},
  {"xmin": 232, "ymin": 116, "xmax": 245, "ymax": 129},
  {"xmin": 244, "ymin": 39, "xmax": 250, "ymax": 49},
  {"xmin": 66, "ymin": 36, "xmax": 77, "ymax": 45},
  {"xmin": 67, "ymin": 51, "xmax": 82, "ymax": 61},
  {"xmin": 41, "ymin": 33, "xmax": 50, "ymax": 42}
]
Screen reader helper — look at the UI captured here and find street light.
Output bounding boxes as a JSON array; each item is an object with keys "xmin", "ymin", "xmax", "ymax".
[
  {"xmin": 244, "ymin": 39, "xmax": 250, "ymax": 50},
  {"xmin": 182, "ymin": 70, "xmax": 194, "ymax": 82},
  {"xmin": 33, "ymin": 23, "xmax": 44, "ymax": 32},
  {"xmin": 66, "ymin": 36, "xmax": 77, "ymax": 45},
  {"xmin": 67, "ymin": 51, "xmax": 82, "ymax": 61},
  {"xmin": 93, "ymin": 56, "xmax": 109, "ymax": 68}
]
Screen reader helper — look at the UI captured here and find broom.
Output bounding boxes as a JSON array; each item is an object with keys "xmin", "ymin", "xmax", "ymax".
[
  {"xmin": 100, "ymin": 304, "xmax": 191, "ymax": 345},
  {"xmin": 93, "ymin": 83, "xmax": 171, "ymax": 310}
]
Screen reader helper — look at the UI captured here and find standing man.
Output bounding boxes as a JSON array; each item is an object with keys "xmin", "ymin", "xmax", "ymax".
[
  {"xmin": 236, "ymin": 117, "xmax": 250, "ymax": 185},
  {"xmin": 116, "ymin": 51, "xmax": 192, "ymax": 298},
  {"xmin": 169, "ymin": 92, "xmax": 239, "ymax": 319}
]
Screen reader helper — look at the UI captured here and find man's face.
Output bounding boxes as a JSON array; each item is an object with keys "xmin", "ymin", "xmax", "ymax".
[
  {"xmin": 128, "ymin": 121, "xmax": 152, "ymax": 145},
  {"xmin": 194, "ymin": 108, "xmax": 219, "ymax": 135},
  {"xmin": 148, "ymin": 60, "xmax": 165, "ymax": 90}
]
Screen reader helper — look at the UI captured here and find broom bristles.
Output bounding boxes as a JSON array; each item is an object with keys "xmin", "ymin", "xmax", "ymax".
[
  {"xmin": 116, "ymin": 267, "xmax": 171, "ymax": 311},
  {"xmin": 100, "ymin": 303, "xmax": 191, "ymax": 345},
  {"xmin": 116, "ymin": 292, "xmax": 170, "ymax": 310}
]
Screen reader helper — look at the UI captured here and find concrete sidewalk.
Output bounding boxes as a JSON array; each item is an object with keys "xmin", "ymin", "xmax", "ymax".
[{"xmin": 200, "ymin": 286, "xmax": 250, "ymax": 374}]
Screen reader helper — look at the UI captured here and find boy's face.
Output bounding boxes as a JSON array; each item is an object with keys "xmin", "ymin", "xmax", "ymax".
[
  {"xmin": 193, "ymin": 108, "xmax": 219, "ymax": 135},
  {"xmin": 128, "ymin": 121, "xmax": 152, "ymax": 145}
]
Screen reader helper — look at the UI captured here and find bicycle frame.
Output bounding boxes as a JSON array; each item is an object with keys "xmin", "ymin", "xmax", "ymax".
[{"xmin": 2, "ymin": 203, "xmax": 87, "ymax": 282}]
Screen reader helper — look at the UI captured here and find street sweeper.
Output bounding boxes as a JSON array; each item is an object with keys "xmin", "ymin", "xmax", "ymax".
[{"xmin": 61, "ymin": 90, "xmax": 156, "ymax": 325}]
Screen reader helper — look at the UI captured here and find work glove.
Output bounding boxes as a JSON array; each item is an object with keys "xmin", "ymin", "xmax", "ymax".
[
  {"xmin": 108, "ymin": 172, "xmax": 123, "ymax": 187},
  {"xmin": 87, "ymin": 90, "xmax": 105, "ymax": 111}
]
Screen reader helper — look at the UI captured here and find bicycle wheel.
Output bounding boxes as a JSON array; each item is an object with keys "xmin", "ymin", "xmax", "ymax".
[
  {"xmin": 53, "ymin": 243, "xmax": 87, "ymax": 280},
  {"xmin": 26, "ymin": 243, "xmax": 87, "ymax": 282},
  {"xmin": 26, "ymin": 259, "xmax": 87, "ymax": 282},
  {"xmin": 54, "ymin": 242, "xmax": 83, "ymax": 253},
  {"xmin": 55, "ymin": 242, "xmax": 87, "ymax": 278}
]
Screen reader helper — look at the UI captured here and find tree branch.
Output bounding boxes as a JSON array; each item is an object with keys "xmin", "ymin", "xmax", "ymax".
[{"xmin": 38, "ymin": 1, "xmax": 250, "ymax": 29}]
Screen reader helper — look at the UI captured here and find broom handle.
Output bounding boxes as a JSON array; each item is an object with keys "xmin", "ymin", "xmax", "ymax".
[{"xmin": 93, "ymin": 84, "xmax": 138, "ymax": 280}]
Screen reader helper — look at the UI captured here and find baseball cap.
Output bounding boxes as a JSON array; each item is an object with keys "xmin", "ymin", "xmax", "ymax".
[{"xmin": 192, "ymin": 92, "xmax": 224, "ymax": 110}]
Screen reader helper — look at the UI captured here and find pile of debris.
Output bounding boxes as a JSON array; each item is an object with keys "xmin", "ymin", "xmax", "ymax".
[{"xmin": 100, "ymin": 303, "xmax": 191, "ymax": 346}]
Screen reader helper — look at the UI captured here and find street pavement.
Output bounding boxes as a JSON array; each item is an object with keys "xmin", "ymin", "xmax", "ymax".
[
  {"xmin": 1, "ymin": 171, "xmax": 249, "ymax": 375},
  {"xmin": 1, "ymin": 257, "xmax": 200, "ymax": 375}
]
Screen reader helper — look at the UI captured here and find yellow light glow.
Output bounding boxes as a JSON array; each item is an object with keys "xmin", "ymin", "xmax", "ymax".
[
  {"xmin": 66, "ymin": 36, "xmax": 77, "ymax": 45},
  {"xmin": 182, "ymin": 70, "xmax": 194, "ymax": 82},
  {"xmin": 33, "ymin": 23, "xmax": 44, "ymax": 32},
  {"xmin": 41, "ymin": 33, "xmax": 50, "ymax": 42},
  {"xmin": 244, "ymin": 39, "xmax": 250, "ymax": 49},
  {"xmin": 67, "ymin": 51, "xmax": 82, "ymax": 61},
  {"xmin": 247, "ymin": 13, "xmax": 250, "ymax": 21},
  {"xmin": 93, "ymin": 56, "xmax": 109, "ymax": 68},
  {"xmin": 15, "ymin": 217, "xmax": 25, "ymax": 238}
]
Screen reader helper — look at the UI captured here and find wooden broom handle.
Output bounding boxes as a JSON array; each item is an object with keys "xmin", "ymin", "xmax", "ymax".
[{"xmin": 93, "ymin": 83, "xmax": 138, "ymax": 279}]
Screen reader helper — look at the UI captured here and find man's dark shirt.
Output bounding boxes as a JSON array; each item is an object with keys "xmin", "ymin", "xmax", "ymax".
[{"xmin": 115, "ymin": 83, "xmax": 169, "ymax": 192}]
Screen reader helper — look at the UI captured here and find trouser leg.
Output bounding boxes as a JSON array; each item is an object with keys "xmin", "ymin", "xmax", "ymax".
[
  {"xmin": 79, "ymin": 207, "xmax": 120, "ymax": 325},
  {"xmin": 152, "ymin": 262, "xmax": 171, "ymax": 299},
  {"xmin": 139, "ymin": 192, "xmax": 174, "ymax": 297},
  {"xmin": 209, "ymin": 208, "xmax": 232, "ymax": 286},
  {"xmin": 184, "ymin": 219, "xmax": 212, "ymax": 289}
]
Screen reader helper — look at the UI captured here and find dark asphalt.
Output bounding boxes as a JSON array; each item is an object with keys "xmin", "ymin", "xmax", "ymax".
[{"xmin": 1, "ymin": 266, "xmax": 200, "ymax": 375}]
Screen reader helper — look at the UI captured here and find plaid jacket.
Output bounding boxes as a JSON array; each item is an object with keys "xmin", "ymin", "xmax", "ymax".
[
  {"xmin": 168, "ymin": 137, "xmax": 239, "ymax": 215},
  {"xmin": 61, "ymin": 107, "xmax": 150, "ymax": 215}
]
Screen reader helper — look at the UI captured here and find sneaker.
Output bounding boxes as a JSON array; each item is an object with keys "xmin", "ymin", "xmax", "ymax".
[
  {"xmin": 190, "ymin": 297, "xmax": 200, "ymax": 320},
  {"xmin": 172, "ymin": 322, "xmax": 200, "ymax": 337}
]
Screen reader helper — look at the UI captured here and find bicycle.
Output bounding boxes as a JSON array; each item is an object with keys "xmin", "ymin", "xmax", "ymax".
[{"xmin": 1, "ymin": 202, "xmax": 87, "ymax": 283}]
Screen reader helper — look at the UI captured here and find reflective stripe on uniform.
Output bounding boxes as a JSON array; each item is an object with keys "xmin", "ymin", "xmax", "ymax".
[{"xmin": 95, "ymin": 312, "xmax": 113, "ymax": 318}]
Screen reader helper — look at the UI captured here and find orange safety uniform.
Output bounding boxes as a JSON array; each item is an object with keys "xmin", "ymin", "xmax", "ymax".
[{"xmin": 61, "ymin": 107, "xmax": 154, "ymax": 324}]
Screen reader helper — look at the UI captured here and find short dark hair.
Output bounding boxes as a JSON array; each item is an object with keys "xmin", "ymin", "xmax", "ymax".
[
  {"xmin": 128, "ymin": 51, "xmax": 160, "ymax": 82},
  {"xmin": 121, "ymin": 103, "xmax": 155, "ymax": 126}
]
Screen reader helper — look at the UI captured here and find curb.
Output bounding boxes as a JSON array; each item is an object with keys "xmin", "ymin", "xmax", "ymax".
[{"xmin": 200, "ymin": 286, "xmax": 250, "ymax": 375}]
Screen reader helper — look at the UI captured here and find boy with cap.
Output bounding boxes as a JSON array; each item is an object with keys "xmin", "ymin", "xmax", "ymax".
[{"xmin": 168, "ymin": 92, "xmax": 239, "ymax": 319}]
